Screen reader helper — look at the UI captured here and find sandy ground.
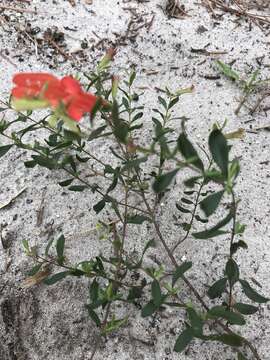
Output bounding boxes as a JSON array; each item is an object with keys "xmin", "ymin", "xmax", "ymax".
[{"xmin": 0, "ymin": 0, "xmax": 270, "ymax": 359}]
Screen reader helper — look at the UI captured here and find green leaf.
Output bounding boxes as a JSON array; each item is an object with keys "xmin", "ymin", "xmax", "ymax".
[
  {"xmin": 45, "ymin": 238, "xmax": 54, "ymax": 256},
  {"xmin": 93, "ymin": 200, "xmax": 106, "ymax": 214},
  {"xmin": 194, "ymin": 215, "xmax": 208, "ymax": 223},
  {"xmin": 127, "ymin": 214, "xmax": 151, "ymax": 224},
  {"xmin": 90, "ymin": 279, "xmax": 99, "ymax": 302},
  {"xmin": 0, "ymin": 144, "xmax": 13, "ymax": 158},
  {"xmin": 176, "ymin": 203, "xmax": 191, "ymax": 213},
  {"xmin": 87, "ymin": 306, "xmax": 101, "ymax": 327},
  {"xmin": 151, "ymin": 280, "xmax": 162, "ymax": 307},
  {"xmin": 58, "ymin": 178, "xmax": 74, "ymax": 187},
  {"xmin": 27, "ymin": 264, "xmax": 42, "ymax": 276},
  {"xmin": 172, "ymin": 261, "xmax": 192, "ymax": 286},
  {"xmin": 158, "ymin": 96, "xmax": 167, "ymax": 110},
  {"xmin": 132, "ymin": 112, "xmax": 143, "ymax": 122},
  {"xmin": 181, "ymin": 197, "xmax": 193, "ymax": 205},
  {"xmin": 141, "ymin": 300, "xmax": 157, "ymax": 317},
  {"xmin": 122, "ymin": 156, "xmax": 147, "ymax": 172},
  {"xmin": 216, "ymin": 60, "xmax": 240, "ymax": 82},
  {"xmin": 187, "ymin": 308, "xmax": 203, "ymax": 335},
  {"xmin": 153, "ymin": 169, "xmax": 178, "ymax": 193},
  {"xmin": 88, "ymin": 125, "xmax": 107, "ymax": 141},
  {"xmin": 239, "ymin": 279, "xmax": 269, "ymax": 303},
  {"xmin": 177, "ymin": 133, "xmax": 204, "ymax": 171},
  {"xmin": 209, "ymin": 129, "xmax": 229, "ymax": 177},
  {"xmin": 56, "ymin": 235, "xmax": 65, "ymax": 265},
  {"xmin": 208, "ymin": 306, "xmax": 245, "ymax": 325},
  {"xmin": 168, "ymin": 96, "xmax": 179, "ymax": 110},
  {"xmin": 200, "ymin": 190, "xmax": 224, "ymax": 217},
  {"xmin": 174, "ymin": 327, "xmax": 194, "ymax": 352},
  {"xmin": 24, "ymin": 160, "xmax": 37, "ymax": 168},
  {"xmin": 129, "ymin": 70, "xmax": 136, "ymax": 86},
  {"xmin": 192, "ymin": 210, "xmax": 233, "ymax": 239},
  {"xmin": 231, "ymin": 240, "xmax": 248, "ymax": 255},
  {"xmin": 207, "ymin": 277, "xmax": 227, "ymax": 299},
  {"xmin": 68, "ymin": 185, "xmax": 88, "ymax": 192},
  {"xmin": 233, "ymin": 303, "xmax": 258, "ymax": 315},
  {"xmin": 112, "ymin": 100, "xmax": 128, "ymax": 143},
  {"xmin": 31, "ymin": 155, "xmax": 56, "ymax": 170},
  {"xmin": 212, "ymin": 333, "xmax": 243, "ymax": 347},
  {"xmin": 225, "ymin": 258, "xmax": 239, "ymax": 285},
  {"xmin": 43, "ymin": 271, "xmax": 69, "ymax": 285}
]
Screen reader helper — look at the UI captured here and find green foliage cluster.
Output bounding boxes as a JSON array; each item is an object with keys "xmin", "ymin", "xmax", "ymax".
[{"xmin": 0, "ymin": 55, "xmax": 268, "ymax": 360}]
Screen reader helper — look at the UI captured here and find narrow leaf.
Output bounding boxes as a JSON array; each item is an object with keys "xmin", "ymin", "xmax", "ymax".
[
  {"xmin": 233, "ymin": 303, "xmax": 258, "ymax": 315},
  {"xmin": 207, "ymin": 277, "xmax": 227, "ymax": 299},
  {"xmin": 209, "ymin": 129, "xmax": 229, "ymax": 177},
  {"xmin": 239, "ymin": 279, "xmax": 269, "ymax": 303},
  {"xmin": 192, "ymin": 210, "xmax": 233, "ymax": 239},
  {"xmin": 0, "ymin": 144, "xmax": 13, "ymax": 158},
  {"xmin": 43, "ymin": 271, "xmax": 69, "ymax": 285},
  {"xmin": 172, "ymin": 262, "xmax": 192, "ymax": 285},
  {"xmin": 153, "ymin": 169, "xmax": 178, "ymax": 193},
  {"xmin": 174, "ymin": 327, "xmax": 194, "ymax": 352},
  {"xmin": 177, "ymin": 133, "xmax": 204, "ymax": 171},
  {"xmin": 200, "ymin": 190, "xmax": 224, "ymax": 217}
]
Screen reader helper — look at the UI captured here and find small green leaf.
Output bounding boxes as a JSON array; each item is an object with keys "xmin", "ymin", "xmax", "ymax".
[
  {"xmin": 90, "ymin": 279, "xmax": 99, "ymax": 302},
  {"xmin": 239, "ymin": 279, "xmax": 269, "ymax": 303},
  {"xmin": 58, "ymin": 178, "xmax": 74, "ymax": 187},
  {"xmin": 24, "ymin": 160, "xmax": 37, "ymax": 168},
  {"xmin": 200, "ymin": 190, "xmax": 224, "ymax": 217},
  {"xmin": 88, "ymin": 125, "xmax": 107, "ymax": 141},
  {"xmin": 212, "ymin": 333, "xmax": 243, "ymax": 347},
  {"xmin": 172, "ymin": 262, "xmax": 192, "ymax": 286},
  {"xmin": 231, "ymin": 240, "xmax": 248, "ymax": 255},
  {"xmin": 31, "ymin": 155, "xmax": 57, "ymax": 170},
  {"xmin": 151, "ymin": 280, "xmax": 162, "ymax": 307},
  {"xmin": 0, "ymin": 144, "xmax": 13, "ymax": 158},
  {"xmin": 209, "ymin": 129, "xmax": 229, "ymax": 177},
  {"xmin": 56, "ymin": 235, "xmax": 65, "ymax": 265},
  {"xmin": 225, "ymin": 258, "xmax": 239, "ymax": 285},
  {"xmin": 174, "ymin": 327, "xmax": 194, "ymax": 352},
  {"xmin": 208, "ymin": 306, "xmax": 245, "ymax": 325},
  {"xmin": 27, "ymin": 264, "xmax": 42, "ymax": 276},
  {"xmin": 153, "ymin": 169, "xmax": 179, "ymax": 193},
  {"xmin": 43, "ymin": 271, "xmax": 69, "ymax": 285},
  {"xmin": 127, "ymin": 214, "xmax": 151, "ymax": 224},
  {"xmin": 68, "ymin": 185, "xmax": 88, "ymax": 192},
  {"xmin": 158, "ymin": 96, "xmax": 167, "ymax": 110},
  {"xmin": 87, "ymin": 306, "xmax": 101, "ymax": 327},
  {"xmin": 141, "ymin": 300, "xmax": 157, "ymax": 317},
  {"xmin": 181, "ymin": 197, "xmax": 193, "ymax": 205},
  {"xmin": 93, "ymin": 200, "xmax": 106, "ymax": 214},
  {"xmin": 233, "ymin": 303, "xmax": 258, "ymax": 315},
  {"xmin": 112, "ymin": 100, "xmax": 129, "ymax": 143},
  {"xmin": 216, "ymin": 60, "xmax": 240, "ymax": 82},
  {"xmin": 192, "ymin": 210, "xmax": 233, "ymax": 239},
  {"xmin": 177, "ymin": 133, "xmax": 204, "ymax": 171},
  {"xmin": 207, "ymin": 277, "xmax": 227, "ymax": 299},
  {"xmin": 187, "ymin": 308, "xmax": 203, "ymax": 335},
  {"xmin": 176, "ymin": 203, "xmax": 191, "ymax": 213}
]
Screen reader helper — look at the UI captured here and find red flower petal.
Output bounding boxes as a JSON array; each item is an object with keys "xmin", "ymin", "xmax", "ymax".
[
  {"xmin": 60, "ymin": 76, "xmax": 82, "ymax": 95},
  {"xmin": 13, "ymin": 73, "xmax": 58, "ymax": 86}
]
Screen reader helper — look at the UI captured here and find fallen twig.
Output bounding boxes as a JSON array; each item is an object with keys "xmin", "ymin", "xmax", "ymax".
[
  {"xmin": 0, "ymin": 5, "xmax": 37, "ymax": 14},
  {"xmin": 0, "ymin": 188, "xmax": 27, "ymax": 210}
]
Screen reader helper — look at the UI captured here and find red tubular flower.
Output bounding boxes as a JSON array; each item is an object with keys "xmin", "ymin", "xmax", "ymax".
[{"xmin": 12, "ymin": 73, "xmax": 98, "ymax": 121}]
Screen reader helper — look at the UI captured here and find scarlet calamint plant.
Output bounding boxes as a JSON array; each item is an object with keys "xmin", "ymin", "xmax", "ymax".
[{"xmin": 0, "ymin": 50, "xmax": 268, "ymax": 360}]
